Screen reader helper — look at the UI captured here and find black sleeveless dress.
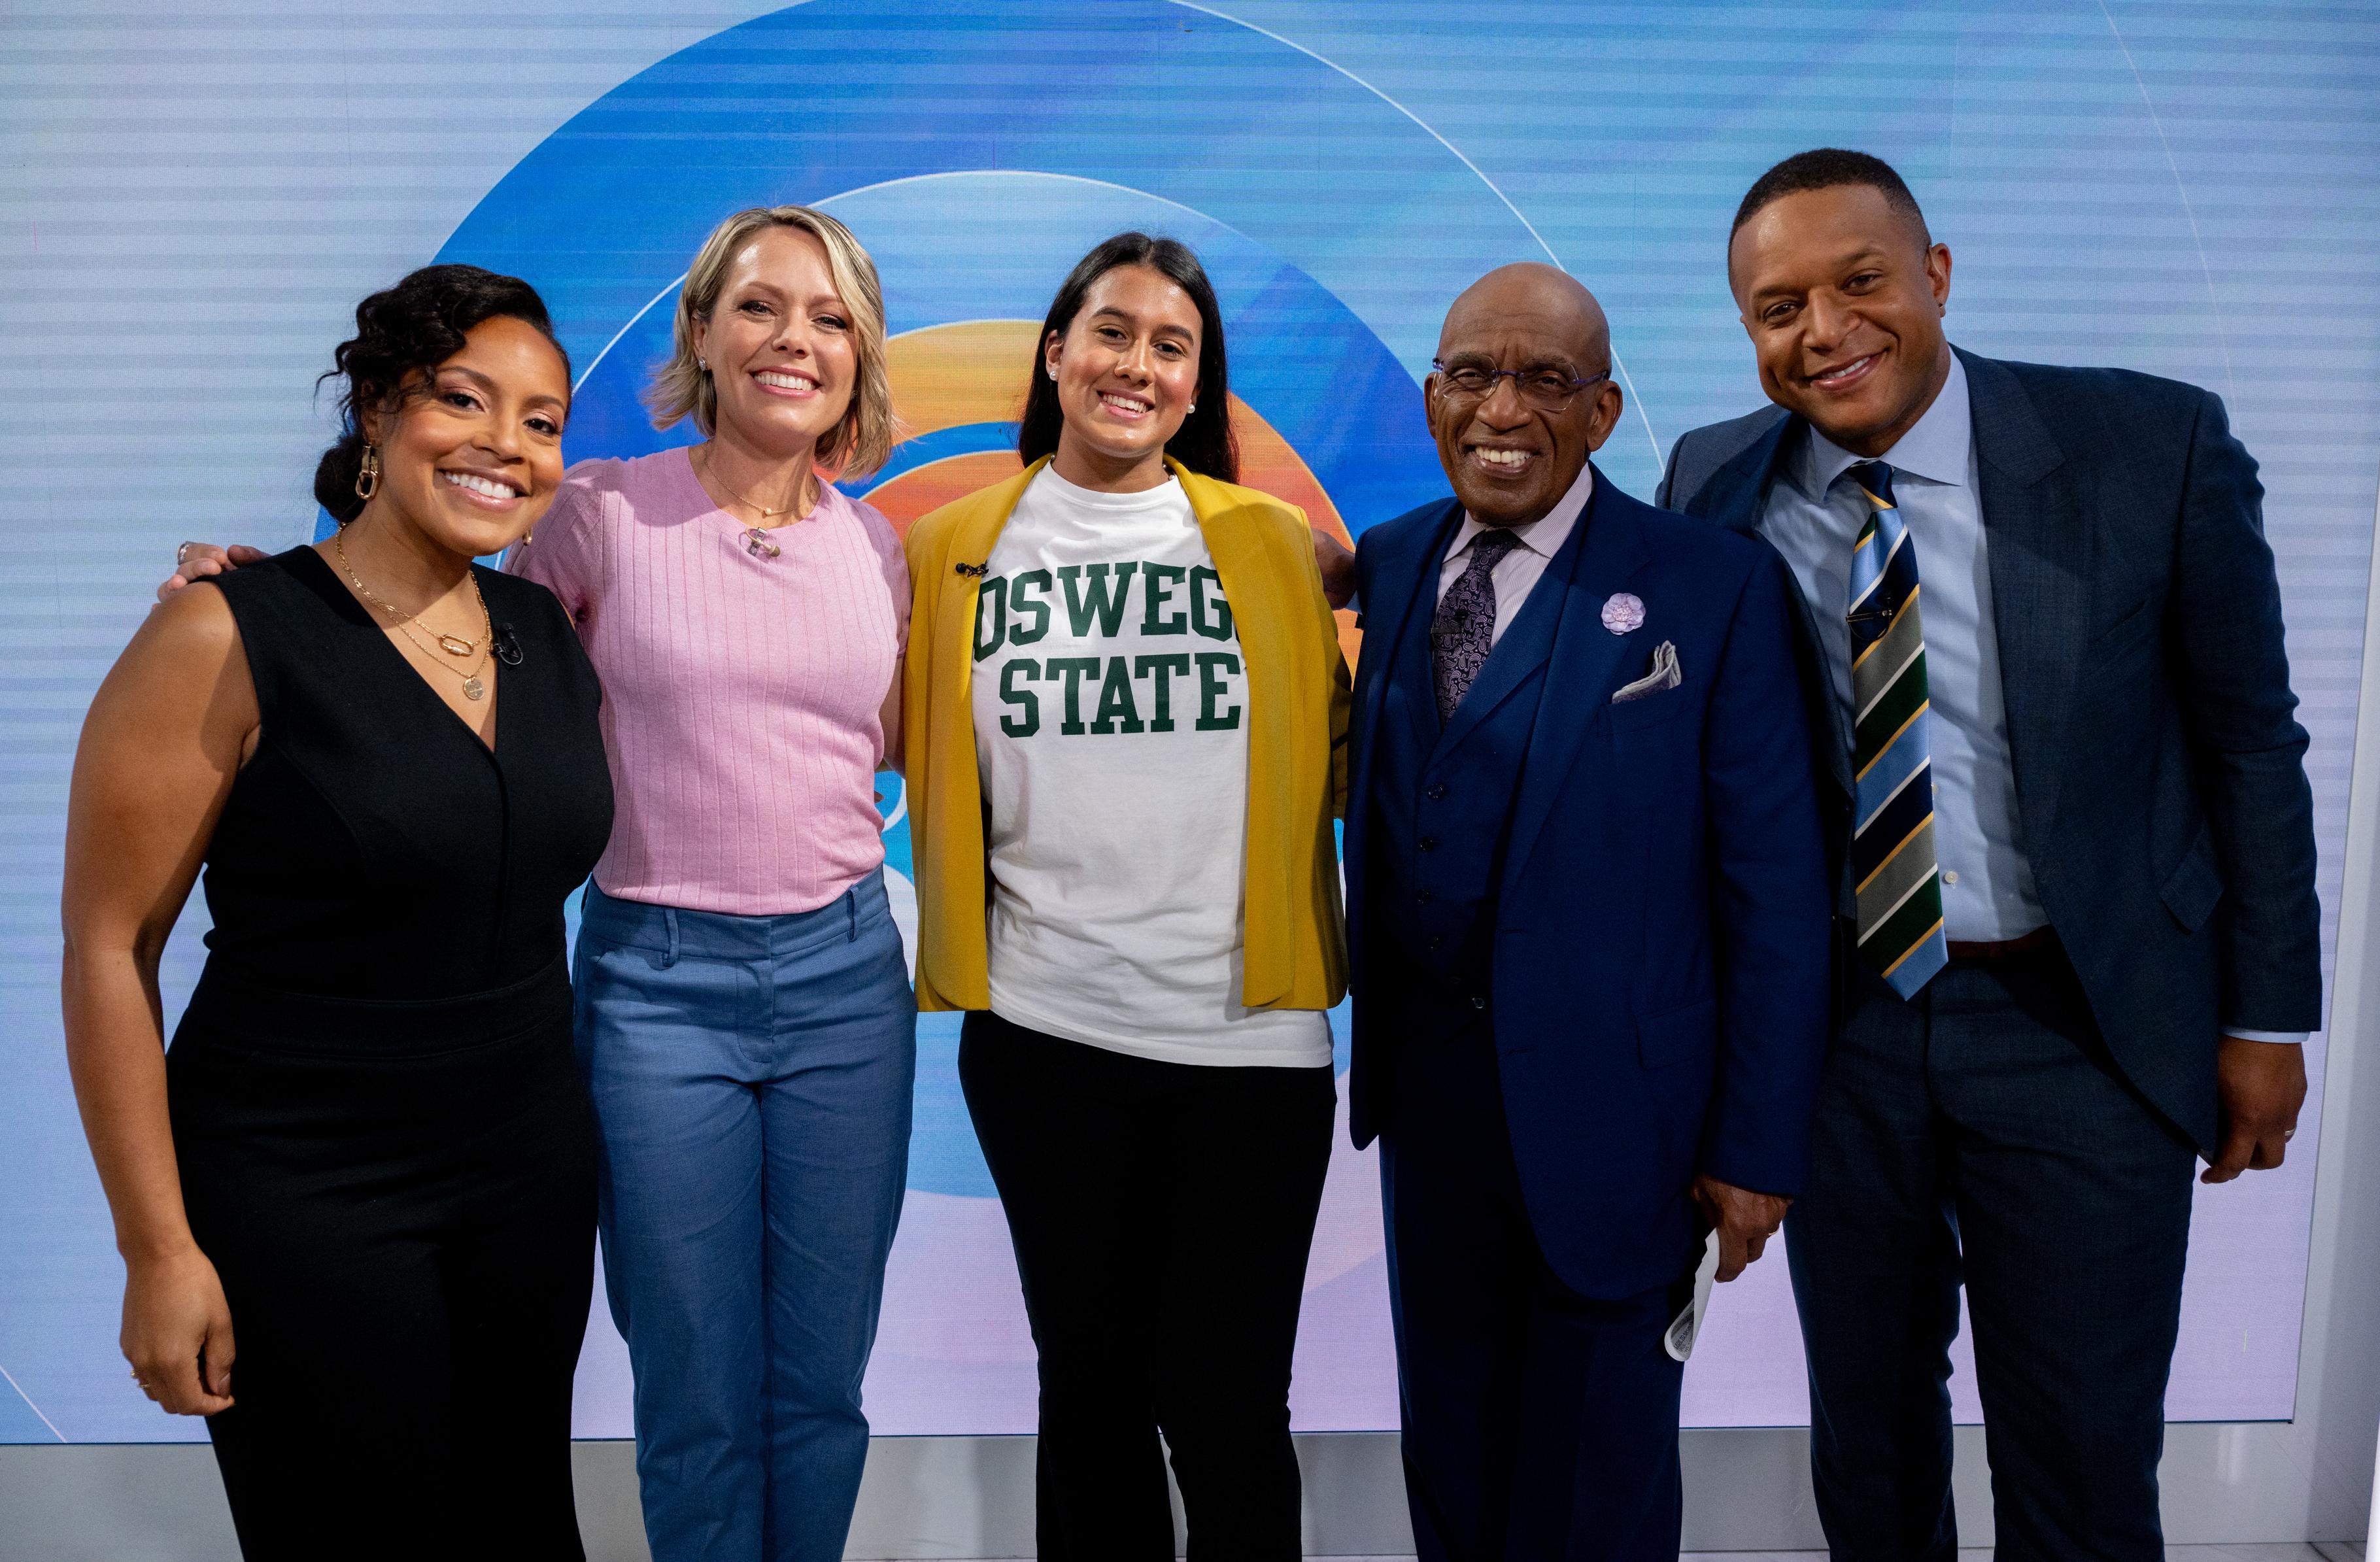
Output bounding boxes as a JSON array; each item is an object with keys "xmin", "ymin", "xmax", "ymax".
[{"xmin": 168, "ymin": 547, "xmax": 612, "ymax": 1561}]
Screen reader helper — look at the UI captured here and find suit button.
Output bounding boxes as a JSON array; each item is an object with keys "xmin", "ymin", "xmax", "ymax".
[
  {"xmin": 1418, "ymin": 836, "xmax": 1438, "ymax": 853},
  {"xmin": 1426, "ymin": 784, "xmax": 1448, "ymax": 801},
  {"xmin": 1416, "ymin": 889, "xmax": 1435, "ymax": 905},
  {"xmin": 1470, "ymin": 995, "xmax": 1488, "ymax": 1010}
]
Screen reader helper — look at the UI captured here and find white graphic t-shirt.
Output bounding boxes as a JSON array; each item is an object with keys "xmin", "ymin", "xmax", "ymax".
[{"xmin": 969, "ymin": 465, "xmax": 1333, "ymax": 1068}]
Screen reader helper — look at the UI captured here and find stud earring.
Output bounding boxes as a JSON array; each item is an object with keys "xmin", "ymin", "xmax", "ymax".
[
  {"xmin": 1047, "ymin": 364, "xmax": 1058, "ymax": 381},
  {"xmin": 698, "ymin": 356, "xmax": 709, "ymax": 373},
  {"xmin": 354, "ymin": 444, "xmax": 380, "ymax": 501},
  {"xmin": 1188, "ymin": 403, "xmax": 1197, "ymax": 414}
]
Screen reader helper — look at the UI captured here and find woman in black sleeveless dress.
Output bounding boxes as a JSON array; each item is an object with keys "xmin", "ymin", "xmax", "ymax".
[{"xmin": 61, "ymin": 267, "xmax": 609, "ymax": 1559}]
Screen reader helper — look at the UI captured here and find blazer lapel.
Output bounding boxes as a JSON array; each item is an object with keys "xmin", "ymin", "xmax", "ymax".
[
  {"xmin": 1678, "ymin": 415, "xmax": 1790, "ymax": 539},
  {"xmin": 1962, "ymin": 348, "xmax": 2077, "ymax": 847},
  {"xmin": 1503, "ymin": 471, "xmax": 1654, "ymax": 881},
  {"xmin": 1684, "ymin": 413, "xmax": 1856, "ymax": 804}
]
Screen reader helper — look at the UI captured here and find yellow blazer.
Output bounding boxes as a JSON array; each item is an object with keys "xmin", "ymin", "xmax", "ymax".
[{"xmin": 901, "ymin": 456, "xmax": 1350, "ymax": 1015}]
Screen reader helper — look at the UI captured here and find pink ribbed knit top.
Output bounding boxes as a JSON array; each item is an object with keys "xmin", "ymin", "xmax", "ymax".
[{"xmin": 507, "ymin": 447, "xmax": 909, "ymax": 915}]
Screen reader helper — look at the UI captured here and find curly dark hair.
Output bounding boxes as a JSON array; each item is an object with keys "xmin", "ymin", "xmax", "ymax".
[
  {"xmin": 1016, "ymin": 233, "xmax": 1237, "ymax": 484},
  {"xmin": 314, "ymin": 264, "xmax": 570, "ymax": 523}
]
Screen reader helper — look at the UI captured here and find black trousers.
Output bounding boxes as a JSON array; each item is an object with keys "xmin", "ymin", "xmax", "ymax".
[
  {"xmin": 1380, "ymin": 999, "xmax": 1686, "ymax": 1562},
  {"xmin": 169, "ymin": 963, "xmax": 596, "ymax": 1561},
  {"xmin": 959, "ymin": 1010, "xmax": 1336, "ymax": 1562},
  {"xmin": 1786, "ymin": 942, "xmax": 2197, "ymax": 1562}
]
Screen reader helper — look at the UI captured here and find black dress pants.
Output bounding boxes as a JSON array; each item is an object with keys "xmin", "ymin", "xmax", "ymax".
[
  {"xmin": 171, "ymin": 965, "xmax": 596, "ymax": 1562},
  {"xmin": 959, "ymin": 1010, "xmax": 1336, "ymax": 1562},
  {"xmin": 1786, "ymin": 942, "xmax": 2198, "ymax": 1562}
]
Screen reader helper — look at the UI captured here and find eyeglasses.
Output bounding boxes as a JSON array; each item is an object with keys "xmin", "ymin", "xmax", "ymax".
[{"xmin": 1431, "ymin": 360, "xmax": 1610, "ymax": 409}]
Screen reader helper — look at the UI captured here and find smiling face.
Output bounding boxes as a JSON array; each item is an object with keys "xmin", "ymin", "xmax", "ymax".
[
  {"xmin": 694, "ymin": 224, "xmax": 859, "ymax": 459},
  {"xmin": 1729, "ymin": 182, "xmax": 1953, "ymax": 458},
  {"xmin": 1044, "ymin": 263, "xmax": 1202, "ymax": 488},
  {"xmin": 366, "ymin": 314, "xmax": 570, "ymax": 558},
  {"xmin": 1427, "ymin": 263, "xmax": 1624, "ymax": 528}
]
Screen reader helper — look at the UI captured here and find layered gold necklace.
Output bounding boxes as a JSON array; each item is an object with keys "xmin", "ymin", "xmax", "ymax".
[{"xmin": 335, "ymin": 528, "xmax": 497, "ymax": 701}]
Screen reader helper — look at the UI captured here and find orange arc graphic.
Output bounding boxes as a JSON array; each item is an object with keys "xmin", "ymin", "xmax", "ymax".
[{"xmin": 866, "ymin": 320, "xmax": 1362, "ymax": 665}]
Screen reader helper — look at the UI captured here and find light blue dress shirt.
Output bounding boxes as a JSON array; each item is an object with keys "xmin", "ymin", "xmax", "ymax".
[
  {"xmin": 1758, "ymin": 356, "xmax": 2045, "ymax": 943},
  {"xmin": 1754, "ymin": 355, "xmax": 2299, "ymax": 1043}
]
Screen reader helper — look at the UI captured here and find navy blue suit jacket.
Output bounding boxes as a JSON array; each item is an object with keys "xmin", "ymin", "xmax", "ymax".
[
  {"xmin": 1658, "ymin": 348, "xmax": 2323, "ymax": 1155},
  {"xmin": 1346, "ymin": 468, "xmax": 1832, "ymax": 1301}
]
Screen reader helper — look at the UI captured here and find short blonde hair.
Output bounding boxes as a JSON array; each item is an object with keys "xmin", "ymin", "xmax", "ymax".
[{"xmin": 645, "ymin": 205, "xmax": 896, "ymax": 478}]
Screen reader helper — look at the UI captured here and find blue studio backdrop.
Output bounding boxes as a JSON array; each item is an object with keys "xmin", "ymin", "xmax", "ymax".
[{"xmin": 1, "ymin": 0, "xmax": 2375, "ymax": 1440}]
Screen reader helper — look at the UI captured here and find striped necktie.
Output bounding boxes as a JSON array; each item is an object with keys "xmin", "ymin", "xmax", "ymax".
[{"xmin": 1845, "ymin": 461, "xmax": 1948, "ymax": 998}]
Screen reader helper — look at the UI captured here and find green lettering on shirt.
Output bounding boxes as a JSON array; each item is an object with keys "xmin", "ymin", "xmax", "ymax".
[
  {"xmin": 1089, "ymin": 656, "xmax": 1146, "ymax": 735},
  {"xmin": 1008, "ymin": 569, "xmax": 1053, "ymax": 647},
  {"xmin": 1189, "ymin": 566, "xmax": 1234, "ymax": 642},
  {"xmin": 999, "ymin": 658, "xmax": 1041, "ymax": 738},
  {"xmin": 1059, "ymin": 562, "xmax": 1142, "ymax": 638},
  {"xmin": 972, "ymin": 576, "xmax": 1008, "ymax": 663},
  {"xmin": 1135, "ymin": 653, "xmax": 1191, "ymax": 733},
  {"xmin": 1140, "ymin": 564, "xmax": 1189, "ymax": 636},
  {"xmin": 1195, "ymin": 651, "xmax": 1242, "ymax": 731},
  {"xmin": 1046, "ymin": 656, "xmax": 1102, "ymax": 735}
]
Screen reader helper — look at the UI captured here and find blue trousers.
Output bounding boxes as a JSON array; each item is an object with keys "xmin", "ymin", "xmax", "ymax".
[
  {"xmin": 1381, "ymin": 1001, "xmax": 1685, "ymax": 1562},
  {"xmin": 573, "ymin": 875, "xmax": 915, "ymax": 1562},
  {"xmin": 1786, "ymin": 942, "xmax": 2196, "ymax": 1562}
]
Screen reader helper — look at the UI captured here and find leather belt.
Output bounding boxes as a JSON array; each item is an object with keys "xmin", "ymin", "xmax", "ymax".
[{"xmin": 1945, "ymin": 927, "xmax": 2052, "ymax": 962}]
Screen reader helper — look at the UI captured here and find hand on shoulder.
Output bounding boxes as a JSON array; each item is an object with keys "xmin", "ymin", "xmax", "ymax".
[{"xmin": 155, "ymin": 543, "xmax": 269, "ymax": 603}]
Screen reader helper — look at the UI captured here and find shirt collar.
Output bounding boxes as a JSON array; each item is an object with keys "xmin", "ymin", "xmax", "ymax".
[
  {"xmin": 1792, "ymin": 350, "xmax": 1973, "ymax": 500},
  {"xmin": 1449, "ymin": 460, "xmax": 1594, "ymax": 564}
]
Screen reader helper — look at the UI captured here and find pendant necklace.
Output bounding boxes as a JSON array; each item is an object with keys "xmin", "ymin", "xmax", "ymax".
[
  {"xmin": 698, "ymin": 445, "xmax": 812, "ymax": 560},
  {"xmin": 336, "ymin": 529, "xmax": 498, "ymax": 701}
]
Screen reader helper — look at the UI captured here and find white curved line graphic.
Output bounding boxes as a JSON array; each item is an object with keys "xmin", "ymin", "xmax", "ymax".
[
  {"xmin": 577, "ymin": 171, "xmax": 1299, "ymax": 394},
  {"xmin": 2094, "ymin": 0, "xmax": 2236, "ymax": 405},
  {"xmin": 575, "ymin": 273, "xmax": 688, "ymax": 395},
  {"xmin": 1164, "ymin": 1, "xmax": 1667, "ymax": 470},
  {"xmin": 0, "ymin": 1360, "xmax": 67, "ymax": 1442},
  {"xmin": 815, "ymin": 166, "xmax": 1225, "ymax": 224}
]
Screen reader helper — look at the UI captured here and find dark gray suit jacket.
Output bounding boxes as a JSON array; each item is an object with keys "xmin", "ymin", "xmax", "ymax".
[{"xmin": 1658, "ymin": 347, "xmax": 2321, "ymax": 1154}]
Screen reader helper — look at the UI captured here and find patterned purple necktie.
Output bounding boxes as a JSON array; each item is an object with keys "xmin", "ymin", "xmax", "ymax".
[{"xmin": 1432, "ymin": 527, "xmax": 1522, "ymax": 720}]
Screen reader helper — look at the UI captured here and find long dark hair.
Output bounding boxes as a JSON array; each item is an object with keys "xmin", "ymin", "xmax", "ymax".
[
  {"xmin": 1015, "ymin": 233, "xmax": 1238, "ymax": 483},
  {"xmin": 314, "ymin": 264, "xmax": 570, "ymax": 523}
]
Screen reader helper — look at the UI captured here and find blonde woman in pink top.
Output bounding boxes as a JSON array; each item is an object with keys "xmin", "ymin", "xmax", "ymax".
[{"xmin": 163, "ymin": 207, "xmax": 913, "ymax": 1562}]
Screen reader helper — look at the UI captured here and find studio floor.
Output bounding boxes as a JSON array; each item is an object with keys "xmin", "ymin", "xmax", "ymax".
[
  {"xmin": 1161, "ymin": 1552, "xmax": 2370, "ymax": 1562},
  {"xmin": 831, "ymin": 1537, "xmax": 2380, "ymax": 1561}
]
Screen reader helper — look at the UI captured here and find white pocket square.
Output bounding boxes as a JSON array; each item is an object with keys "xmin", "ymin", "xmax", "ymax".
[{"xmin": 1611, "ymin": 639, "xmax": 1682, "ymax": 704}]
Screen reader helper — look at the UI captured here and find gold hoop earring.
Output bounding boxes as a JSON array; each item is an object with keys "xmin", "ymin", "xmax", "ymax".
[{"xmin": 354, "ymin": 445, "xmax": 380, "ymax": 501}]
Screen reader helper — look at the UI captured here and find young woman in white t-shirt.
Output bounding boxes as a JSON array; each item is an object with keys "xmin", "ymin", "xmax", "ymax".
[{"xmin": 900, "ymin": 233, "xmax": 1352, "ymax": 1560}]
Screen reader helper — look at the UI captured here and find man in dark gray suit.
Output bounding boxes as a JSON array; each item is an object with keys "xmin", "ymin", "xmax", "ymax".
[{"xmin": 1658, "ymin": 148, "xmax": 2321, "ymax": 1561}]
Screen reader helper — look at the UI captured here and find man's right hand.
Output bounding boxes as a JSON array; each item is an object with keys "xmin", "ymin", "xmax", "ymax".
[
  {"xmin": 157, "ymin": 543, "xmax": 268, "ymax": 603},
  {"xmin": 1313, "ymin": 528, "xmax": 1357, "ymax": 610}
]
